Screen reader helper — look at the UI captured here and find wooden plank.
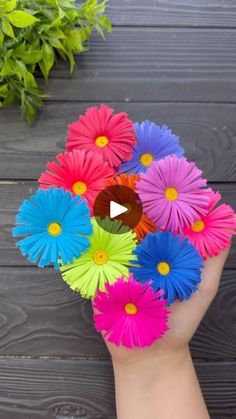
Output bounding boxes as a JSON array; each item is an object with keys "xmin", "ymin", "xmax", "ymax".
[
  {"xmin": 104, "ymin": 0, "xmax": 236, "ymax": 28},
  {"xmin": 0, "ymin": 358, "xmax": 115, "ymax": 419},
  {"xmin": 0, "ymin": 266, "xmax": 235, "ymax": 360},
  {"xmin": 190, "ymin": 269, "xmax": 236, "ymax": 360},
  {"xmin": 35, "ymin": 28, "xmax": 236, "ymax": 103},
  {"xmin": 3, "ymin": 182, "xmax": 236, "ymax": 268},
  {"xmin": 0, "ymin": 267, "xmax": 108, "ymax": 358},
  {"xmin": 1, "ymin": 102, "xmax": 236, "ymax": 182},
  {"xmin": 0, "ymin": 357, "xmax": 234, "ymax": 418}
]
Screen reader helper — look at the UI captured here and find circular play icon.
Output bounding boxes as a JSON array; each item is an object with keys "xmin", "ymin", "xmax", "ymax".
[{"xmin": 93, "ymin": 185, "xmax": 143, "ymax": 233}]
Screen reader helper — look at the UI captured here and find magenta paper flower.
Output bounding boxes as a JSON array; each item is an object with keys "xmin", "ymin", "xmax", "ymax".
[
  {"xmin": 93, "ymin": 275, "xmax": 169, "ymax": 348},
  {"xmin": 182, "ymin": 190, "xmax": 236, "ymax": 259},
  {"xmin": 66, "ymin": 104, "xmax": 136, "ymax": 168},
  {"xmin": 38, "ymin": 149, "xmax": 114, "ymax": 211},
  {"xmin": 136, "ymin": 156, "xmax": 210, "ymax": 232}
]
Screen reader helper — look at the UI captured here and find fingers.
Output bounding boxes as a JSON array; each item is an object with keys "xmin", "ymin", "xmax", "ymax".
[
  {"xmin": 165, "ymin": 247, "xmax": 231, "ymax": 344},
  {"xmin": 200, "ymin": 247, "xmax": 230, "ymax": 302}
]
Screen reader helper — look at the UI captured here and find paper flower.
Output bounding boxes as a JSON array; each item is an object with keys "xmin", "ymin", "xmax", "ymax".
[
  {"xmin": 119, "ymin": 121, "xmax": 184, "ymax": 174},
  {"xmin": 93, "ymin": 275, "xmax": 169, "ymax": 348},
  {"xmin": 131, "ymin": 231, "xmax": 203, "ymax": 304},
  {"xmin": 38, "ymin": 149, "xmax": 114, "ymax": 211},
  {"xmin": 12, "ymin": 188, "xmax": 92, "ymax": 268},
  {"xmin": 182, "ymin": 190, "xmax": 236, "ymax": 259},
  {"xmin": 107, "ymin": 173, "xmax": 156, "ymax": 240},
  {"xmin": 66, "ymin": 104, "xmax": 136, "ymax": 168},
  {"xmin": 136, "ymin": 156, "xmax": 210, "ymax": 231},
  {"xmin": 60, "ymin": 218, "xmax": 137, "ymax": 299}
]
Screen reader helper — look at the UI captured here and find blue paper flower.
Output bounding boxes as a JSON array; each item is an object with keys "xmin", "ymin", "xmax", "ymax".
[
  {"xmin": 119, "ymin": 120, "xmax": 184, "ymax": 174},
  {"xmin": 130, "ymin": 231, "xmax": 203, "ymax": 304},
  {"xmin": 12, "ymin": 187, "xmax": 92, "ymax": 268}
]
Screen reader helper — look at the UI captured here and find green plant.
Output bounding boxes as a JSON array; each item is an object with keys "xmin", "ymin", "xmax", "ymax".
[{"xmin": 0, "ymin": 0, "xmax": 111, "ymax": 124}]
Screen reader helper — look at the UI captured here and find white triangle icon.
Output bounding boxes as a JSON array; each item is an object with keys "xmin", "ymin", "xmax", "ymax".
[{"xmin": 110, "ymin": 201, "xmax": 128, "ymax": 219}]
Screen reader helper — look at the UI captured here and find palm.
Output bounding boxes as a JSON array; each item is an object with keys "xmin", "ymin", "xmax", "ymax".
[{"xmin": 104, "ymin": 249, "xmax": 229, "ymax": 363}]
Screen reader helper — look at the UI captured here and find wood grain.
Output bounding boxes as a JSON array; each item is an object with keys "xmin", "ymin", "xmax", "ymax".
[
  {"xmin": 104, "ymin": 0, "xmax": 236, "ymax": 28},
  {"xmin": 1, "ymin": 102, "xmax": 236, "ymax": 181},
  {"xmin": 0, "ymin": 357, "xmax": 234, "ymax": 418},
  {"xmin": 3, "ymin": 181, "xmax": 236, "ymax": 268},
  {"xmin": 0, "ymin": 267, "xmax": 107, "ymax": 358},
  {"xmin": 37, "ymin": 28, "xmax": 236, "ymax": 103},
  {"xmin": 0, "ymin": 267, "xmax": 235, "ymax": 360}
]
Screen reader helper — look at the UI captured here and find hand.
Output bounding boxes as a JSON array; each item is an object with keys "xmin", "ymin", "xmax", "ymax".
[
  {"xmin": 99, "ymin": 248, "xmax": 230, "ymax": 419},
  {"xmin": 104, "ymin": 248, "xmax": 230, "ymax": 365}
]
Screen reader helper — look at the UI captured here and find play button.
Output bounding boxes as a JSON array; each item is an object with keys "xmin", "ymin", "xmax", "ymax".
[
  {"xmin": 93, "ymin": 184, "xmax": 143, "ymax": 234},
  {"xmin": 110, "ymin": 201, "xmax": 128, "ymax": 218}
]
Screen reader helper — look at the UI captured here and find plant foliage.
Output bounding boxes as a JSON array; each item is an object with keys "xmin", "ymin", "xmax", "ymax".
[{"xmin": 0, "ymin": 0, "xmax": 111, "ymax": 124}]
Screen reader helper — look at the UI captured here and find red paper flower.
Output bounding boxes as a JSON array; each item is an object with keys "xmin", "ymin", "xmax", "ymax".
[
  {"xmin": 38, "ymin": 149, "xmax": 114, "ymax": 211},
  {"xmin": 66, "ymin": 104, "xmax": 136, "ymax": 168}
]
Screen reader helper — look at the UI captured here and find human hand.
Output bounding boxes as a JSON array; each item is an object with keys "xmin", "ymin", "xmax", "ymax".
[
  {"xmin": 96, "ymin": 247, "xmax": 230, "ymax": 419},
  {"xmin": 103, "ymin": 248, "xmax": 230, "ymax": 365}
]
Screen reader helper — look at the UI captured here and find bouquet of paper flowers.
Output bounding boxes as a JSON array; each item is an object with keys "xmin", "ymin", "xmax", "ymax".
[{"xmin": 13, "ymin": 104, "xmax": 236, "ymax": 349}]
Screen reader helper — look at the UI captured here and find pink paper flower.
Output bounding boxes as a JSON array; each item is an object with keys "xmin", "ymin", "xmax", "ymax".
[
  {"xmin": 38, "ymin": 149, "xmax": 114, "ymax": 211},
  {"xmin": 182, "ymin": 190, "xmax": 236, "ymax": 259},
  {"xmin": 93, "ymin": 275, "xmax": 169, "ymax": 348},
  {"xmin": 66, "ymin": 104, "xmax": 136, "ymax": 168},
  {"xmin": 136, "ymin": 156, "xmax": 210, "ymax": 231}
]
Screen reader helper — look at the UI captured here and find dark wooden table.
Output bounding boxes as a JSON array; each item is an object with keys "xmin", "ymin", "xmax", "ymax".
[{"xmin": 0, "ymin": 1, "xmax": 236, "ymax": 417}]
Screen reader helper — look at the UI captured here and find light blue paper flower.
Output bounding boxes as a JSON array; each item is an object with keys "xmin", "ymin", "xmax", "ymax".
[{"xmin": 12, "ymin": 187, "xmax": 92, "ymax": 268}]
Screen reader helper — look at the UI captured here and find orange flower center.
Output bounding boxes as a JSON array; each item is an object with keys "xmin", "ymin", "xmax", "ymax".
[
  {"xmin": 48, "ymin": 222, "xmax": 62, "ymax": 236},
  {"xmin": 157, "ymin": 261, "xmax": 170, "ymax": 275},
  {"xmin": 165, "ymin": 187, "xmax": 178, "ymax": 201},
  {"xmin": 191, "ymin": 220, "xmax": 205, "ymax": 232},
  {"xmin": 95, "ymin": 135, "xmax": 109, "ymax": 148},
  {"xmin": 140, "ymin": 153, "xmax": 154, "ymax": 167},
  {"xmin": 93, "ymin": 250, "xmax": 108, "ymax": 265},
  {"xmin": 124, "ymin": 302, "xmax": 138, "ymax": 315},
  {"xmin": 72, "ymin": 181, "xmax": 87, "ymax": 195}
]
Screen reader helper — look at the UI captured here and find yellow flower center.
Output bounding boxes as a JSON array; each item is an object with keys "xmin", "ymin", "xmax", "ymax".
[
  {"xmin": 165, "ymin": 187, "xmax": 178, "ymax": 201},
  {"xmin": 48, "ymin": 222, "xmax": 62, "ymax": 237},
  {"xmin": 157, "ymin": 261, "xmax": 170, "ymax": 276},
  {"xmin": 191, "ymin": 220, "xmax": 205, "ymax": 232},
  {"xmin": 72, "ymin": 181, "xmax": 87, "ymax": 195},
  {"xmin": 124, "ymin": 302, "xmax": 138, "ymax": 315},
  {"xmin": 93, "ymin": 250, "xmax": 108, "ymax": 265},
  {"xmin": 140, "ymin": 153, "xmax": 154, "ymax": 167},
  {"xmin": 95, "ymin": 135, "xmax": 109, "ymax": 148}
]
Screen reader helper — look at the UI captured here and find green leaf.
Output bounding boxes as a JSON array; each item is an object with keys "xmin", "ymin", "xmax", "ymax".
[
  {"xmin": 1, "ymin": 20, "xmax": 15, "ymax": 39},
  {"xmin": 98, "ymin": 15, "xmax": 112, "ymax": 31},
  {"xmin": 0, "ymin": 84, "xmax": 8, "ymax": 98},
  {"xmin": 22, "ymin": 100, "xmax": 37, "ymax": 126},
  {"xmin": 40, "ymin": 42, "xmax": 55, "ymax": 79},
  {"xmin": 1, "ymin": 0, "xmax": 16, "ymax": 13},
  {"xmin": 65, "ymin": 47, "xmax": 75, "ymax": 72},
  {"xmin": 14, "ymin": 44, "xmax": 42, "ymax": 64},
  {"xmin": 6, "ymin": 10, "xmax": 38, "ymax": 28},
  {"xmin": 48, "ymin": 35, "xmax": 65, "ymax": 51},
  {"xmin": 0, "ymin": 58, "xmax": 15, "ymax": 76},
  {"xmin": 66, "ymin": 29, "xmax": 84, "ymax": 52},
  {"xmin": 1, "ymin": 89, "xmax": 16, "ymax": 107}
]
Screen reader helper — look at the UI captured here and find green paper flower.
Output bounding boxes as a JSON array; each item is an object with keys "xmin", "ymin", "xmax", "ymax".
[{"xmin": 60, "ymin": 218, "xmax": 137, "ymax": 299}]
